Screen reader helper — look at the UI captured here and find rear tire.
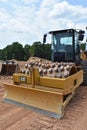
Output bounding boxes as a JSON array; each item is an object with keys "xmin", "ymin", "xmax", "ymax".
[{"xmin": 81, "ymin": 60, "xmax": 87, "ymax": 86}]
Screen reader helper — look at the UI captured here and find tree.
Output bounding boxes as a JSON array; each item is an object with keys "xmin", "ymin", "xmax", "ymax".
[
  {"xmin": 80, "ymin": 43, "xmax": 86, "ymax": 51},
  {"xmin": 3, "ymin": 45, "xmax": 12, "ymax": 60},
  {"xmin": 30, "ymin": 41, "xmax": 51, "ymax": 60},
  {"xmin": 0, "ymin": 49, "xmax": 4, "ymax": 60},
  {"xmin": 11, "ymin": 42, "xmax": 24, "ymax": 60},
  {"xmin": 30, "ymin": 41, "xmax": 41, "ymax": 57},
  {"xmin": 0, "ymin": 41, "xmax": 51, "ymax": 61},
  {"xmin": 24, "ymin": 44, "xmax": 31, "ymax": 60}
]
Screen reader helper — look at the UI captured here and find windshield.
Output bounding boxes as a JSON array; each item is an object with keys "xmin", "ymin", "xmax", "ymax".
[
  {"xmin": 52, "ymin": 32, "xmax": 73, "ymax": 51},
  {"xmin": 51, "ymin": 31, "xmax": 74, "ymax": 61}
]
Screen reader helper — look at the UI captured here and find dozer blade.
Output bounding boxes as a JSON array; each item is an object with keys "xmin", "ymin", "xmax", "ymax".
[{"xmin": 3, "ymin": 83, "xmax": 65, "ymax": 119}]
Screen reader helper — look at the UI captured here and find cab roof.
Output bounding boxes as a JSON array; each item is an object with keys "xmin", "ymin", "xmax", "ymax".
[{"xmin": 49, "ymin": 28, "xmax": 78, "ymax": 34}]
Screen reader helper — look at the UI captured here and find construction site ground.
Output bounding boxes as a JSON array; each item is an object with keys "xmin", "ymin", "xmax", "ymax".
[{"xmin": 0, "ymin": 60, "xmax": 87, "ymax": 130}]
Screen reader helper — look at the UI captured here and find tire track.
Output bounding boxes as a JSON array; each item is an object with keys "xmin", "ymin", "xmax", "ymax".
[
  {"xmin": 5, "ymin": 112, "xmax": 38, "ymax": 130},
  {"xmin": 0, "ymin": 107, "xmax": 31, "ymax": 130}
]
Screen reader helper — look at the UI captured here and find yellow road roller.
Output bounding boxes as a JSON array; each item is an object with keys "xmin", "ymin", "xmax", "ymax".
[
  {"xmin": 3, "ymin": 62, "xmax": 83, "ymax": 119},
  {"xmin": 3, "ymin": 28, "xmax": 85, "ymax": 118}
]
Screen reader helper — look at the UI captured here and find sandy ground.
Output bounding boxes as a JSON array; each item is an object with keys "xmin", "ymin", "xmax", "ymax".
[{"xmin": 0, "ymin": 60, "xmax": 87, "ymax": 130}]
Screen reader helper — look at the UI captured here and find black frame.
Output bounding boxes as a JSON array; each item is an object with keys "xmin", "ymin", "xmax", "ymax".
[{"xmin": 49, "ymin": 29, "xmax": 80, "ymax": 62}]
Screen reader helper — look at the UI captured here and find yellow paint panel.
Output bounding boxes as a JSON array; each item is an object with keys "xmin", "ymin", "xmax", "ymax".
[
  {"xmin": 4, "ymin": 83, "xmax": 63, "ymax": 114},
  {"xmin": 39, "ymin": 70, "xmax": 83, "ymax": 90},
  {"xmin": 13, "ymin": 73, "xmax": 31, "ymax": 84}
]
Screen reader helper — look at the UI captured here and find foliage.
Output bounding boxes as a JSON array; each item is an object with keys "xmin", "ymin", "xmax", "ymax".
[
  {"xmin": 0, "ymin": 41, "xmax": 51, "ymax": 61},
  {"xmin": 30, "ymin": 42, "xmax": 51, "ymax": 60},
  {"xmin": 24, "ymin": 44, "xmax": 31, "ymax": 60},
  {"xmin": 80, "ymin": 43, "xmax": 86, "ymax": 51},
  {"xmin": 11, "ymin": 42, "xmax": 24, "ymax": 60}
]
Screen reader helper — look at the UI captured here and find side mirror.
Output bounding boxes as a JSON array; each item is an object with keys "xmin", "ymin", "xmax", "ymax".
[
  {"xmin": 43, "ymin": 34, "xmax": 47, "ymax": 43},
  {"xmin": 78, "ymin": 30, "xmax": 85, "ymax": 41},
  {"xmin": 78, "ymin": 34, "xmax": 84, "ymax": 41}
]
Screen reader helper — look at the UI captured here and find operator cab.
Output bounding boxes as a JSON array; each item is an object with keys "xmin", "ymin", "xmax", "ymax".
[{"xmin": 43, "ymin": 29, "xmax": 85, "ymax": 63}]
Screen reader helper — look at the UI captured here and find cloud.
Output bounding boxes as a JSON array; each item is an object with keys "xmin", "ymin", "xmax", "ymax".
[
  {"xmin": 34, "ymin": 0, "xmax": 87, "ymax": 34},
  {"xmin": 0, "ymin": 0, "xmax": 87, "ymax": 49},
  {"xmin": 49, "ymin": 1, "xmax": 87, "ymax": 21}
]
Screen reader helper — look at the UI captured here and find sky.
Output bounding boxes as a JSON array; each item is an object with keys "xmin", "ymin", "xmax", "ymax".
[{"xmin": 0, "ymin": 0, "xmax": 87, "ymax": 49}]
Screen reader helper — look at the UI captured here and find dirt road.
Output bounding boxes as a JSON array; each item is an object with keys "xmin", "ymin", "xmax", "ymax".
[{"xmin": 0, "ymin": 75, "xmax": 87, "ymax": 130}]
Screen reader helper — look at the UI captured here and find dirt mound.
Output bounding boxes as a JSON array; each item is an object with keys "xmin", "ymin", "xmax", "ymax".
[{"xmin": 27, "ymin": 57, "xmax": 52, "ymax": 63}]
